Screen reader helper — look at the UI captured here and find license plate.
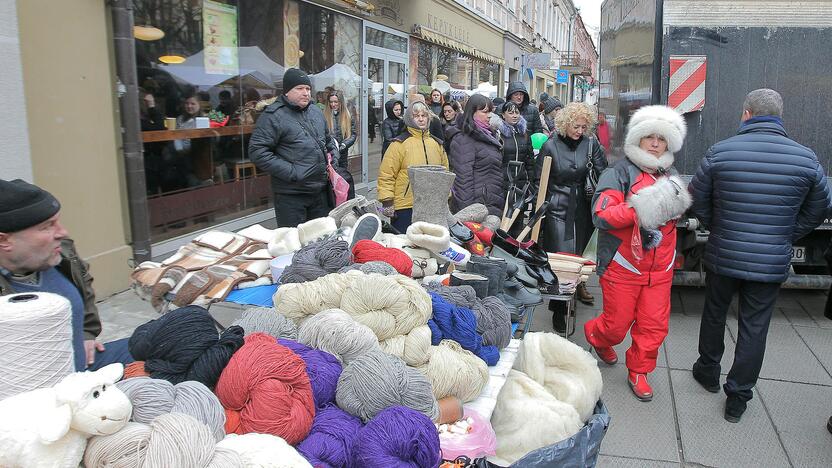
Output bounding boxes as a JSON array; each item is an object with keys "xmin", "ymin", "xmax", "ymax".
[{"xmin": 791, "ymin": 246, "xmax": 806, "ymax": 263}]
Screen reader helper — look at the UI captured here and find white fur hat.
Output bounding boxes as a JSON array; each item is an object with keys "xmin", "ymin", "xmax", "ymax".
[{"xmin": 625, "ymin": 105, "xmax": 687, "ymax": 153}]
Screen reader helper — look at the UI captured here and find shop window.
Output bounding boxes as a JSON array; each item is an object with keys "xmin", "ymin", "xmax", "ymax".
[{"xmin": 366, "ymin": 27, "xmax": 407, "ymax": 53}]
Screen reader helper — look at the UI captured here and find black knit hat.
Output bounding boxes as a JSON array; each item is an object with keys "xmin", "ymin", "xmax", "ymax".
[
  {"xmin": 544, "ymin": 97, "xmax": 563, "ymax": 114},
  {"xmin": 282, "ymin": 68, "xmax": 312, "ymax": 94},
  {"xmin": 0, "ymin": 179, "xmax": 61, "ymax": 233}
]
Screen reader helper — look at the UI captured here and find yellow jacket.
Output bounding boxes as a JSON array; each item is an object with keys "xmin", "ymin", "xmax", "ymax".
[{"xmin": 377, "ymin": 127, "xmax": 449, "ymax": 210}]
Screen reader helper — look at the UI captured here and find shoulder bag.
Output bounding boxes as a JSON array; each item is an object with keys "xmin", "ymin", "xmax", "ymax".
[{"xmin": 584, "ymin": 137, "xmax": 598, "ymax": 200}]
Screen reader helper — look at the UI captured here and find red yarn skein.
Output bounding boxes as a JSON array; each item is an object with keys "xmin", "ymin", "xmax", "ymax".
[
  {"xmin": 215, "ymin": 333, "xmax": 315, "ymax": 445},
  {"xmin": 352, "ymin": 239, "xmax": 413, "ymax": 276}
]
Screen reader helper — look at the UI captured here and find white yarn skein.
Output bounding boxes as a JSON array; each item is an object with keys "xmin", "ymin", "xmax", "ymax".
[
  {"xmin": 379, "ymin": 325, "xmax": 432, "ymax": 367},
  {"xmin": 416, "ymin": 340, "xmax": 489, "ymax": 402},
  {"xmin": 0, "ymin": 292, "xmax": 75, "ymax": 400}
]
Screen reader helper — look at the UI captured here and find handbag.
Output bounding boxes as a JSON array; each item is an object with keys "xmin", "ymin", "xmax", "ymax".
[
  {"xmin": 584, "ymin": 137, "xmax": 599, "ymax": 200},
  {"xmin": 296, "ymin": 117, "xmax": 348, "ymax": 207}
]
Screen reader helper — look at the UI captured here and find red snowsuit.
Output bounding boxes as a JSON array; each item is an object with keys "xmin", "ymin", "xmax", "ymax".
[{"xmin": 584, "ymin": 159, "xmax": 679, "ymax": 373}]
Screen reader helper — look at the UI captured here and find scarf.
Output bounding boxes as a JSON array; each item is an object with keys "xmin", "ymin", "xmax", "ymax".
[{"xmin": 558, "ymin": 133, "xmax": 583, "ymax": 151}]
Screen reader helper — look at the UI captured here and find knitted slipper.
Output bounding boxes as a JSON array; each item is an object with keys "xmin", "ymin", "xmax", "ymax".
[{"xmin": 348, "ymin": 213, "xmax": 381, "ymax": 250}]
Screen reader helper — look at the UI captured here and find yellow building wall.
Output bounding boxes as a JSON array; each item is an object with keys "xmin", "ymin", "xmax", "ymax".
[{"xmin": 17, "ymin": 0, "xmax": 132, "ymax": 297}]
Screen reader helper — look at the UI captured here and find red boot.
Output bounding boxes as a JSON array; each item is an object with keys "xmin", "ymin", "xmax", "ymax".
[
  {"xmin": 463, "ymin": 221, "xmax": 493, "ymax": 246},
  {"xmin": 628, "ymin": 371, "xmax": 653, "ymax": 402},
  {"xmin": 593, "ymin": 345, "xmax": 619, "ymax": 365}
]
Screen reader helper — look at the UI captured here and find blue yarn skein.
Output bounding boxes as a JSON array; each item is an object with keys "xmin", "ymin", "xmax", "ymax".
[{"xmin": 428, "ymin": 293, "xmax": 500, "ymax": 365}]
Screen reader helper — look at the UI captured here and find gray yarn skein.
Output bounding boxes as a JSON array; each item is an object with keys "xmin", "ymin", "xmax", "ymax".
[
  {"xmin": 279, "ymin": 237, "xmax": 352, "ymax": 284},
  {"xmin": 232, "ymin": 307, "xmax": 298, "ymax": 340},
  {"xmin": 338, "ymin": 261, "xmax": 398, "ymax": 276},
  {"xmin": 297, "ymin": 308, "xmax": 380, "ymax": 364},
  {"xmin": 336, "ymin": 349, "xmax": 439, "ymax": 423},
  {"xmin": 116, "ymin": 377, "xmax": 226, "ymax": 441},
  {"xmin": 425, "ymin": 284, "xmax": 511, "ymax": 349}
]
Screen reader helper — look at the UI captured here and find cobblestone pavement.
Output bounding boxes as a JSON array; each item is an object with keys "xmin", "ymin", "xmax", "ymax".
[{"xmin": 98, "ymin": 278, "xmax": 832, "ymax": 467}]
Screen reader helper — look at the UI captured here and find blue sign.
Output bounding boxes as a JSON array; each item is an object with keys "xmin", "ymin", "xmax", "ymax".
[{"xmin": 556, "ymin": 69, "xmax": 569, "ymax": 84}]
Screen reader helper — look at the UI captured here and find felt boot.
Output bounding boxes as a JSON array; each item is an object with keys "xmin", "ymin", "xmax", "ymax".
[
  {"xmin": 449, "ymin": 272, "xmax": 490, "ymax": 299},
  {"xmin": 409, "ymin": 165, "xmax": 455, "ymax": 228},
  {"xmin": 466, "ymin": 256, "xmax": 507, "ymax": 297}
]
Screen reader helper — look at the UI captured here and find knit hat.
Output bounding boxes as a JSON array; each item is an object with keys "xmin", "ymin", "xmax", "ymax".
[
  {"xmin": 0, "ymin": 179, "xmax": 61, "ymax": 233},
  {"xmin": 543, "ymin": 97, "xmax": 563, "ymax": 115},
  {"xmin": 539, "ymin": 92, "xmax": 550, "ymax": 103},
  {"xmin": 283, "ymin": 68, "xmax": 311, "ymax": 94}
]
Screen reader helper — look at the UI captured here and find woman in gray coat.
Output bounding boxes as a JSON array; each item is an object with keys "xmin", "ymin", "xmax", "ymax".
[
  {"xmin": 446, "ymin": 94, "xmax": 505, "ymax": 216},
  {"xmin": 537, "ymin": 102, "xmax": 607, "ymax": 317}
]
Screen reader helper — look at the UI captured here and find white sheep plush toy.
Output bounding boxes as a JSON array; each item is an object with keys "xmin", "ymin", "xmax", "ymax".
[{"xmin": 0, "ymin": 363, "xmax": 132, "ymax": 468}]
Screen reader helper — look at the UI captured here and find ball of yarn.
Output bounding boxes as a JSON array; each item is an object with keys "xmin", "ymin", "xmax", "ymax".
[
  {"xmin": 280, "ymin": 237, "xmax": 352, "ymax": 284},
  {"xmin": 116, "ymin": 377, "xmax": 226, "ymax": 441},
  {"xmin": 338, "ymin": 261, "xmax": 398, "ymax": 276},
  {"xmin": 274, "ymin": 272, "xmax": 356, "ymax": 321},
  {"xmin": 232, "ymin": 306, "xmax": 298, "ymax": 340},
  {"xmin": 353, "ymin": 406, "xmax": 441, "ymax": 468},
  {"xmin": 514, "ymin": 332, "xmax": 603, "ymax": 422},
  {"xmin": 0, "ymin": 292, "xmax": 74, "ymax": 400},
  {"xmin": 123, "ymin": 360, "xmax": 150, "ymax": 379},
  {"xmin": 428, "ymin": 293, "xmax": 500, "ymax": 366},
  {"xmin": 351, "ymin": 239, "xmax": 413, "ymax": 276},
  {"xmin": 426, "ymin": 284, "xmax": 511, "ymax": 349},
  {"xmin": 128, "ymin": 305, "xmax": 245, "ymax": 389},
  {"xmin": 425, "ymin": 283, "xmax": 478, "ymax": 308},
  {"xmin": 297, "ymin": 309, "xmax": 380, "ymax": 364},
  {"xmin": 339, "ymin": 273, "xmax": 431, "ymax": 340},
  {"xmin": 297, "ymin": 404, "xmax": 363, "ymax": 468},
  {"xmin": 277, "ymin": 338, "xmax": 342, "ymax": 407},
  {"xmin": 84, "ymin": 413, "xmax": 233, "ymax": 468},
  {"xmin": 336, "ymin": 350, "xmax": 439, "ymax": 422},
  {"xmin": 217, "ymin": 433, "xmax": 312, "ymax": 468},
  {"xmin": 417, "ymin": 340, "xmax": 488, "ymax": 402},
  {"xmin": 378, "ymin": 324, "xmax": 432, "ymax": 367},
  {"xmin": 215, "ymin": 333, "xmax": 315, "ymax": 445}
]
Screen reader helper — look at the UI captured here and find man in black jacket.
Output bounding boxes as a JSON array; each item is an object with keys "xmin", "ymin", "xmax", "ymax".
[
  {"xmin": 249, "ymin": 68, "xmax": 337, "ymax": 227},
  {"xmin": 689, "ymin": 89, "xmax": 830, "ymax": 423},
  {"xmin": 506, "ymin": 81, "xmax": 543, "ymax": 135}
]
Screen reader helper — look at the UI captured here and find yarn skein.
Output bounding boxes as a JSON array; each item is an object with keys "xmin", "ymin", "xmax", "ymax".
[
  {"xmin": 427, "ymin": 284, "xmax": 511, "ymax": 349},
  {"xmin": 123, "ymin": 361, "xmax": 151, "ymax": 379},
  {"xmin": 232, "ymin": 306, "xmax": 298, "ymax": 340},
  {"xmin": 336, "ymin": 349, "xmax": 439, "ymax": 423},
  {"xmin": 0, "ymin": 293, "xmax": 75, "ymax": 400},
  {"xmin": 277, "ymin": 338, "xmax": 342, "ymax": 407},
  {"xmin": 353, "ymin": 406, "xmax": 441, "ymax": 468},
  {"xmin": 338, "ymin": 261, "xmax": 398, "ymax": 276},
  {"xmin": 378, "ymin": 324, "xmax": 432, "ymax": 367},
  {"xmin": 274, "ymin": 272, "xmax": 355, "ymax": 321},
  {"xmin": 280, "ymin": 237, "xmax": 352, "ymax": 284},
  {"xmin": 217, "ymin": 433, "xmax": 312, "ymax": 468},
  {"xmin": 128, "ymin": 305, "xmax": 245, "ymax": 389},
  {"xmin": 339, "ymin": 273, "xmax": 432, "ymax": 340},
  {"xmin": 297, "ymin": 404, "xmax": 363, "ymax": 468},
  {"xmin": 297, "ymin": 308, "xmax": 380, "ymax": 364},
  {"xmin": 351, "ymin": 239, "xmax": 413, "ymax": 276},
  {"xmin": 215, "ymin": 333, "xmax": 315, "ymax": 445},
  {"xmin": 428, "ymin": 293, "xmax": 500, "ymax": 366},
  {"xmin": 416, "ymin": 340, "xmax": 489, "ymax": 402},
  {"xmin": 116, "ymin": 377, "xmax": 226, "ymax": 441}
]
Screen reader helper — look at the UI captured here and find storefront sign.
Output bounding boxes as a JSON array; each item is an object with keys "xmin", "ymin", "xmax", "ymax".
[
  {"xmin": 203, "ymin": 0, "xmax": 238, "ymax": 75},
  {"xmin": 426, "ymin": 13, "xmax": 470, "ymax": 45},
  {"xmin": 525, "ymin": 53, "xmax": 552, "ymax": 69},
  {"xmin": 556, "ymin": 69, "xmax": 569, "ymax": 84}
]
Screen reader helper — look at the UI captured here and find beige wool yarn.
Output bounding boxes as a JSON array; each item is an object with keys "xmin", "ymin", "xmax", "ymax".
[
  {"xmin": 378, "ymin": 325, "xmax": 432, "ymax": 367},
  {"xmin": 339, "ymin": 273, "xmax": 431, "ymax": 340},
  {"xmin": 416, "ymin": 339, "xmax": 489, "ymax": 402}
]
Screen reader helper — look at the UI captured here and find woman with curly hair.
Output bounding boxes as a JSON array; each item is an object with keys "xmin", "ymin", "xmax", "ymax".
[{"xmin": 537, "ymin": 102, "xmax": 607, "ymax": 329}]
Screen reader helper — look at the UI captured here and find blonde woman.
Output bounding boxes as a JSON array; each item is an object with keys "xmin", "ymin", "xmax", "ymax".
[
  {"xmin": 323, "ymin": 92, "xmax": 356, "ymax": 171},
  {"xmin": 536, "ymin": 102, "xmax": 607, "ymax": 329}
]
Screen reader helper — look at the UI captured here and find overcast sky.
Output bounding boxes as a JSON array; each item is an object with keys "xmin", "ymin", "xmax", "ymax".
[{"xmin": 573, "ymin": 0, "xmax": 602, "ymax": 45}]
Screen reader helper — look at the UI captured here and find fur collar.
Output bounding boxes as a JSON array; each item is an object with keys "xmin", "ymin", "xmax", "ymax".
[
  {"xmin": 623, "ymin": 145, "xmax": 675, "ymax": 174},
  {"xmin": 497, "ymin": 116, "xmax": 528, "ymax": 137}
]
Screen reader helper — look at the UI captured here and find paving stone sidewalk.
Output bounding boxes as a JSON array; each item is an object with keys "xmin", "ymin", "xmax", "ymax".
[{"xmin": 98, "ymin": 278, "xmax": 832, "ymax": 467}]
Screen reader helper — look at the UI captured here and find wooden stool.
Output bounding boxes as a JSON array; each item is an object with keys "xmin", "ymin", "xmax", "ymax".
[{"xmin": 233, "ymin": 161, "xmax": 257, "ymax": 180}]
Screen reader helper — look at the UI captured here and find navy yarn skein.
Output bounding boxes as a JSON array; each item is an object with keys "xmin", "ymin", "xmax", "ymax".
[
  {"xmin": 428, "ymin": 293, "xmax": 500, "ymax": 365},
  {"xmin": 128, "ymin": 305, "xmax": 244, "ymax": 389}
]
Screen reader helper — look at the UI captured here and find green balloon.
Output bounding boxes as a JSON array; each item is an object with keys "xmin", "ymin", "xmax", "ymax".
[{"xmin": 531, "ymin": 132, "xmax": 549, "ymax": 151}]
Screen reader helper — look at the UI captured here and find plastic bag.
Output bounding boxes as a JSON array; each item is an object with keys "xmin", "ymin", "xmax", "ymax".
[
  {"xmin": 440, "ymin": 409, "xmax": 497, "ymax": 461},
  {"xmin": 582, "ymin": 229, "xmax": 599, "ymax": 263},
  {"xmin": 327, "ymin": 153, "xmax": 350, "ymax": 207}
]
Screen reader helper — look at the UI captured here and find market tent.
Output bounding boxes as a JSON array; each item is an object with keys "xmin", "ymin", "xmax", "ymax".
[
  {"xmin": 161, "ymin": 46, "xmax": 285, "ymax": 88},
  {"xmin": 311, "ymin": 63, "xmax": 361, "ymax": 93}
]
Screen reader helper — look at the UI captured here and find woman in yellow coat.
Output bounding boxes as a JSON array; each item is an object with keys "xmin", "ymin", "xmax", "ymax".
[{"xmin": 378, "ymin": 101, "xmax": 449, "ymax": 232}]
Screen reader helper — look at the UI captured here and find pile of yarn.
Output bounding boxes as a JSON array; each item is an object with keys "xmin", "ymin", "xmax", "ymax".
[
  {"xmin": 116, "ymin": 376, "xmax": 226, "ymax": 441},
  {"xmin": 427, "ymin": 283, "xmax": 511, "ymax": 349},
  {"xmin": 280, "ymin": 237, "xmax": 352, "ymax": 284},
  {"xmin": 297, "ymin": 308, "xmax": 380, "ymax": 364},
  {"xmin": 339, "ymin": 260, "xmax": 398, "ymax": 276},
  {"xmin": 215, "ymin": 333, "xmax": 315, "ymax": 445},
  {"xmin": 378, "ymin": 324, "xmax": 432, "ymax": 367},
  {"xmin": 351, "ymin": 239, "xmax": 413, "ymax": 276},
  {"xmin": 127, "ymin": 305, "xmax": 245, "ymax": 389},
  {"xmin": 231, "ymin": 306, "xmax": 298, "ymax": 340},
  {"xmin": 428, "ymin": 293, "xmax": 500, "ymax": 366},
  {"xmin": 416, "ymin": 339, "xmax": 488, "ymax": 402},
  {"xmin": 274, "ymin": 272, "xmax": 355, "ymax": 320},
  {"xmin": 297, "ymin": 404, "xmax": 362, "ymax": 467},
  {"xmin": 353, "ymin": 406, "xmax": 441, "ymax": 467},
  {"xmin": 277, "ymin": 338, "xmax": 342, "ymax": 407},
  {"xmin": 339, "ymin": 273, "xmax": 431, "ymax": 340}
]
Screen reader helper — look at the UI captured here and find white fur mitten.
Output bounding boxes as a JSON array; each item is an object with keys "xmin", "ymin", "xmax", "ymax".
[{"xmin": 628, "ymin": 176, "xmax": 692, "ymax": 229}]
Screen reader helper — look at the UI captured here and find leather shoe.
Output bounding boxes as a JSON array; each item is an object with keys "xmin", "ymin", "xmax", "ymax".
[
  {"xmin": 576, "ymin": 283, "xmax": 594, "ymax": 305},
  {"xmin": 628, "ymin": 372, "xmax": 653, "ymax": 402},
  {"xmin": 692, "ymin": 361, "xmax": 720, "ymax": 393},
  {"xmin": 724, "ymin": 395, "xmax": 747, "ymax": 423},
  {"xmin": 492, "ymin": 229, "xmax": 548, "ymax": 266}
]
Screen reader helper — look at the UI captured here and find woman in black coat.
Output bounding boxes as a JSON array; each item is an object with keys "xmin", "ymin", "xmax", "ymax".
[
  {"xmin": 381, "ymin": 99, "xmax": 405, "ymax": 158},
  {"xmin": 493, "ymin": 101, "xmax": 534, "ymax": 234},
  {"xmin": 446, "ymin": 94, "xmax": 505, "ymax": 216},
  {"xmin": 537, "ymin": 102, "xmax": 607, "ymax": 313}
]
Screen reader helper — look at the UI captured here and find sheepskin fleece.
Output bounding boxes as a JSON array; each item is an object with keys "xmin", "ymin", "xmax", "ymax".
[
  {"xmin": 490, "ymin": 370, "xmax": 582, "ymax": 465},
  {"xmin": 267, "ymin": 228, "xmax": 301, "ymax": 256},
  {"xmin": 216, "ymin": 433, "xmax": 312, "ymax": 468},
  {"xmin": 514, "ymin": 332, "xmax": 603, "ymax": 422},
  {"xmin": 297, "ymin": 217, "xmax": 337, "ymax": 246},
  {"xmin": 623, "ymin": 145, "xmax": 675, "ymax": 174},
  {"xmin": 628, "ymin": 175, "xmax": 693, "ymax": 230},
  {"xmin": 406, "ymin": 222, "xmax": 451, "ymax": 253}
]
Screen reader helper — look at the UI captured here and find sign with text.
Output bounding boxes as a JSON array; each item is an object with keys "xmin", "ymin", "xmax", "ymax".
[
  {"xmin": 556, "ymin": 69, "xmax": 569, "ymax": 84},
  {"xmin": 203, "ymin": 0, "xmax": 239, "ymax": 75},
  {"xmin": 525, "ymin": 53, "xmax": 552, "ymax": 69}
]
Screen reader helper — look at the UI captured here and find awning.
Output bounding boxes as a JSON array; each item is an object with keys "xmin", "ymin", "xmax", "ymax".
[{"xmin": 413, "ymin": 24, "xmax": 504, "ymax": 66}]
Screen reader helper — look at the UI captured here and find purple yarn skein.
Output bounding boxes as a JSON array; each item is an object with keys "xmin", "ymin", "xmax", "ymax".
[
  {"xmin": 354, "ymin": 406, "xmax": 441, "ymax": 468},
  {"xmin": 428, "ymin": 293, "xmax": 500, "ymax": 365},
  {"xmin": 297, "ymin": 404, "xmax": 363, "ymax": 468},
  {"xmin": 278, "ymin": 338, "xmax": 342, "ymax": 407}
]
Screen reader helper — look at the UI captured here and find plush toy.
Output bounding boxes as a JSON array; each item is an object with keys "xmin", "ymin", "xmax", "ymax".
[{"xmin": 0, "ymin": 363, "xmax": 132, "ymax": 468}]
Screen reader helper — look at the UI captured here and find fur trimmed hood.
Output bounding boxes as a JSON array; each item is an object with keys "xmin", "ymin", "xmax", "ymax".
[
  {"xmin": 624, "ymin": 105, "xmax": 686, "ymax": 173},
  {"xmin": 493, "ymin": 114, "xmax": 528, "ymax": 137}
]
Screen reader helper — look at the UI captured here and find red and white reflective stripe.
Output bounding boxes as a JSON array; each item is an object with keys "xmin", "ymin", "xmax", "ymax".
[{"xmin": 668, "ymin": 56, "xmax": 707, "ymax": 114}]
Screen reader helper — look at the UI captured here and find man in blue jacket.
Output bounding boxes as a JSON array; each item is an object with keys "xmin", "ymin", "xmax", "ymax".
[{"xmin": 689, "ymin": 89, "xmax": 830, "ymax": 423}]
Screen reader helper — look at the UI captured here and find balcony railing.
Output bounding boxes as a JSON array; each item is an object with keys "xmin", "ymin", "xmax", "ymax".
[{"xmin": 560, "ymin": 51, "xmax": 593, "ymax": 75}]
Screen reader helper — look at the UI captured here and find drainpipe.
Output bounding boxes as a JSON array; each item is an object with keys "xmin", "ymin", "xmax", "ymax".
[{"xmin": 110, "ymin": 0, "xmax": 151, "ymax": 263}]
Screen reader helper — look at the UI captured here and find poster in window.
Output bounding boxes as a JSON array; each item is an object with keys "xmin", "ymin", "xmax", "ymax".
[{"xmin": 203, "ymin": 0, "xmax": 239, "ymax": 75}]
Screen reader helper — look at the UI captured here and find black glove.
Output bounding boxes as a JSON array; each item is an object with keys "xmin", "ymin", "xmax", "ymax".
[{"xmin": 641, "ymin": 228, "xmax": 663, "ymax": 250}]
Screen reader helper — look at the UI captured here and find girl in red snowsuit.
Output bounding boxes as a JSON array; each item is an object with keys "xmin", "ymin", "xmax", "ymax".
[{"xmin": 584, "ymin": 105, "xmax": 692, "ymax": 401}]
